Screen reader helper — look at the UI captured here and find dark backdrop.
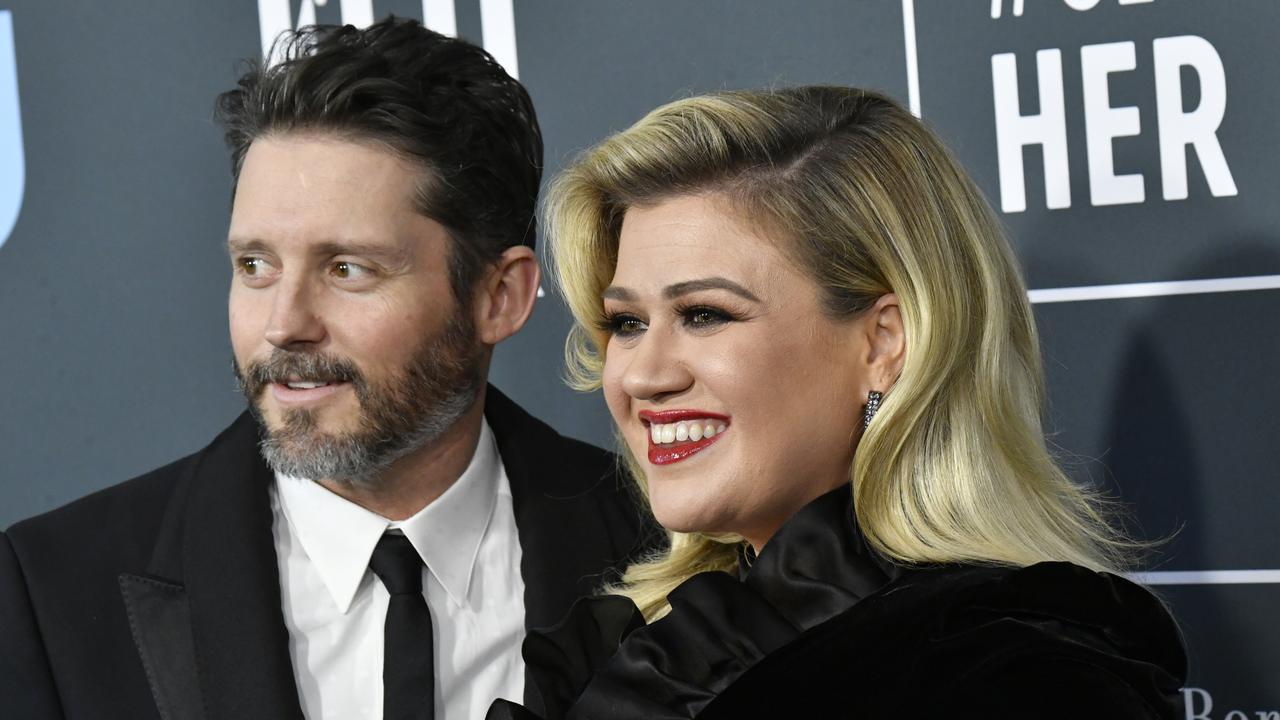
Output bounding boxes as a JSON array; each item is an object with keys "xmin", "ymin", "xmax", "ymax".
[{"xmin": 0, "ymin": 2, "xmax": 1274, "ymax": 715}]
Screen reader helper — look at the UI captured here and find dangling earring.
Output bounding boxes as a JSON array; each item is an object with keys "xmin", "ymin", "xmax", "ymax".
[{"xmin": 863, "ymin": 390, "xmax": 882, "ymax": 430}]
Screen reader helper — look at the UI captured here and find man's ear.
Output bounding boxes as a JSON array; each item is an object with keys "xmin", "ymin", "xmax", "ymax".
[
  {"xmin": 473, "ymin": 245, "xmax": 540, "ymax": 345},
  {"xmin": 864, "ymin": 293, "xmax": 906, "ymax": 392}
]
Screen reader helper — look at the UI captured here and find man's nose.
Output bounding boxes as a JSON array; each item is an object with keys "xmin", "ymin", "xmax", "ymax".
[
  {"xmin": 264, "ymin": 274, "xmax": 326, "ymax": 350},
  {"xmin": 619, "ymin": 328, "xmax": 694, "ymax": 402}
]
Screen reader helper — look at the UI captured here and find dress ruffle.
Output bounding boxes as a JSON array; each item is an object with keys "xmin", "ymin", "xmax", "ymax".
[
  {"xmin": 489, "ymin": 486, "xmax": 1187, "ymax": 720},
  {"xmin": 698, "ymin": 562, "xmax": 1187, "ymax": 719},
  {"xmin": 489, "ymin": 485, "xmax": 897, "ymax": 720}
]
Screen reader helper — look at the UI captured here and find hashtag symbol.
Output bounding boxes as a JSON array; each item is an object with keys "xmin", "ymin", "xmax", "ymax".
[{"xmin": 991, "ymin": 0, "xmax": 1026, "ymax": 18}]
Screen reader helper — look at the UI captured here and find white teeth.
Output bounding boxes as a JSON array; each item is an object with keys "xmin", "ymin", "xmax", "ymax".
[
  {"xmin": 647, "ymin": 419, "xmax": 726, "ymax": 446},
  {"xmin": 286, "ymin": 381, "xmax": 329, "ymax": 389}
]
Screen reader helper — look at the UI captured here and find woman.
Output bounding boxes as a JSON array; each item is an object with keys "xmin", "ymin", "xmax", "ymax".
[{"xmin": 490, "ymin": 87, "xmax": 1185, "ymax": 719}]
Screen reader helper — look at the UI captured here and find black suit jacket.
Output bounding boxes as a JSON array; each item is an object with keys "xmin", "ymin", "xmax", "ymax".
[{"xmin": 1, "ymin": 386, "xmax": 655, "ymax": 720}]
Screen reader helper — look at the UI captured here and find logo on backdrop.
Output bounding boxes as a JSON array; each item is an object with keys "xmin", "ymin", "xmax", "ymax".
[
  {"xmin": 256, "ymin": 0, "xmax": 520, "ymax": 77},
  {"xmin": 987, "ymin": 0, "xmax": 1237, "ymax": 212},
  {"xmin": 1183, "ymin": 687, "xmax": 1280, "ymax": 720},
  {"xmin": 0, "ymin": 10, "xmax": 25, "ymax": 250}
]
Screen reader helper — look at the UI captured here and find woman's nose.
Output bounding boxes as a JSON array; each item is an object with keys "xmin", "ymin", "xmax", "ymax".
[{"xmin": 619, "ymin": 328, "xmax": 694, "ymax": 402}]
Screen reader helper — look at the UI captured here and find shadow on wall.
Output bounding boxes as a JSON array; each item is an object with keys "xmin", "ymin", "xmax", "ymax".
[{"xmin": 1101, "ymin": 241, "xmax": 1279, "ymax": 703}]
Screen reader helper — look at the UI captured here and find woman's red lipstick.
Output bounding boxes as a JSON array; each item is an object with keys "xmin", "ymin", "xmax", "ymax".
[{"xmin": 638, "ymin": 410, "xmax": 730, "ymax": 465}]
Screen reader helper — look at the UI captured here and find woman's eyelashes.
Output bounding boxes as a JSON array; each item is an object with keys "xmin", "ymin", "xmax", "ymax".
[
  {"xmin": 600, "ymin": 311, "xmax": 647, "ymax": 337},
  {"xmin": 600, "ymin": 303, "xmax": 740, "ymax": 339},
  {"xmin": 678, "ymin": 304, "xmax": 735, "ymax": 330}
]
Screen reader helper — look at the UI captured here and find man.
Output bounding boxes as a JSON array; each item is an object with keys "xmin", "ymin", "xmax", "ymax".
[{"xmin": 0, "ymin": 18, "xmax": 651, "ymax": 720}]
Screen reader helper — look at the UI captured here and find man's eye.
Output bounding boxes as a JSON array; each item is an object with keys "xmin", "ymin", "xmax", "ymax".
[
  {"xmin": 331, "ymin": 261, "xmax": 371, "ymax": 280},
  {"xmin": 237, "ymin": 257, "xmax": 264, "ymax": 275}
]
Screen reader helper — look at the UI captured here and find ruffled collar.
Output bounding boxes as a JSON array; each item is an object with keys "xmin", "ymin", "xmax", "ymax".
[
  {"xmin": 489, "ymin": 484, "xmax": 901, "ymax": 720},
  {"xmin": 738, "ymin": 483, "xmax": 900, "ymax": 630}
]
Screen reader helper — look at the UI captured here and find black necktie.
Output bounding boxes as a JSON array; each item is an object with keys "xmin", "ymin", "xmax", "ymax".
[{"xmin": 369, "ymin": 533, "xmax": 435, "ymax": 720}]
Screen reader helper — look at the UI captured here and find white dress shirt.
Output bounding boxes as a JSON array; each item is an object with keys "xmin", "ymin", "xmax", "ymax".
[{"xmin": 270, "ymin": 419, "xmax": 526, "ymax": 720}]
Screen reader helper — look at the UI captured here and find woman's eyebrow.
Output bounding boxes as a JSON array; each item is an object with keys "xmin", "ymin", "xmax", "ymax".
[
  {"xmin": 602, "ymin": 277, "xmax": 762, "ymax": 303},
  {"xmin": 664, "ymin": 277, "xmax": 761, "ymax": 302},
  {"xmin": 602, "ymin": 286, "xmax": 636, "ymax": 301}
]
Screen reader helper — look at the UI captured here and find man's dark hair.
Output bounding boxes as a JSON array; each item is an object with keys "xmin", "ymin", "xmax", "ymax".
[{"xmin": 215, "ymin": 16, "xmax": 543, "ymax": 302}]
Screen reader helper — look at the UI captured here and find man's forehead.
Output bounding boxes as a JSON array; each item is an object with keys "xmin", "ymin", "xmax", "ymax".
[
  {"xmin": 236, "ymin": 134, "xmax": 422, "ymax": 202},
  {"xmin": 229, "ymin": 135, "xmax": 438, "ymax": 252}
]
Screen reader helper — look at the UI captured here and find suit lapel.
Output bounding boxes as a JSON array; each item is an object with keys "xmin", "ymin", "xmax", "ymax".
[
  {"xmin": 122, "ymin": 413, "xmax": 304, "ymax": 720},
  {"xmin": 483, "ymin": 386, "xmax": 648, "ymax": 707},
  {"xmin": 119, "ymin": 573, "xmax": 205, "ymax": 720},
  {"xmin": 486, "ymin": 387, "xmax": 597, "ymax": 628}
]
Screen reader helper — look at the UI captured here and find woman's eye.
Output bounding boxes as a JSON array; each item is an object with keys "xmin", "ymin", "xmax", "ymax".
[
  {"xmin": 684, "ymin": 306, "xmax": 731, "ymax": 328},
  {"xmin": 604, "ymin": 313, "xmax": 647, "ymax": 337},
  {"xmin": 619, "ymin": 318, "xmax": 646, "ymax": 334}
]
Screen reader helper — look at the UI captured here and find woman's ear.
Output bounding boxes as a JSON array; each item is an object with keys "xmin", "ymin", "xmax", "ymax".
[
  {"xmin": 865, "ymin": 293, "xmax": 906, "ymax": 391},
  {"xmin": 473, "ymin": 245, "xmax": 541, "ymax": 345}
]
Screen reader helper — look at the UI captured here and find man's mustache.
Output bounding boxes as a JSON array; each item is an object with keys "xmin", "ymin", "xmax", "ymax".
[{"xmin": 236, "ymin": 350, "xmax": 364, "ymax": 398}]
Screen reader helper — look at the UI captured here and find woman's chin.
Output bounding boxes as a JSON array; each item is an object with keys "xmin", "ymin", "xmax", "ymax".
[{"xmin": 650, "ymin": 500, "xmax": 732, "ymax": 538}]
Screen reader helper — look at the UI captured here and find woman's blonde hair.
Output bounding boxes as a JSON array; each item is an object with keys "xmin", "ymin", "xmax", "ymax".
[{"xmin": 544, "ymin": 86, "xmax": 1134, "ymax": 620}]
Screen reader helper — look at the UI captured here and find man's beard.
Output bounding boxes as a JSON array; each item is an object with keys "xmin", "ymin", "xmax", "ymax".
[{"xmin": 234, "ymin": 311, "xmax": 484, "ymax": 488}]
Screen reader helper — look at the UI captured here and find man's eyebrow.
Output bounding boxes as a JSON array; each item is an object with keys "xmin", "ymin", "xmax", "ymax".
[
  {"xmin": 308, "ymin": 240, "xmax": 408, "ymax": 262},
  {"xmin": 226, "ymin": 237, "xmax": 268, "ymax": 254},
  {"xmin": 225, "ymin": 237, "xmax": 408, "ymax": 263},
  {"xmin": 664, "ymin": 277, "xmax": 761, "ymax": 303}
]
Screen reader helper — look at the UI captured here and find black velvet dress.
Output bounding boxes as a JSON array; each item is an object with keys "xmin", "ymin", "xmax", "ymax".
[{"xmin": 488, "ymin": 486, "xmax": 1186, "ymax": 719}]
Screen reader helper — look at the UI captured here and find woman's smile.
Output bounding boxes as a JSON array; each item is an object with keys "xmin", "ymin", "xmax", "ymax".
[{"xmin": 639, "ymin": 409, "xmax": 730, "ymax": 465}]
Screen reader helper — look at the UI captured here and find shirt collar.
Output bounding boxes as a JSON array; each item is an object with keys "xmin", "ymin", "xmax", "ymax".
[
  {"xmin": 274, "ymin": 419, "xmax": 502, "ymax": 613},
  {"xmin": 392, "ymin": 419, "xmax": 500, "ymax": 608}
]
